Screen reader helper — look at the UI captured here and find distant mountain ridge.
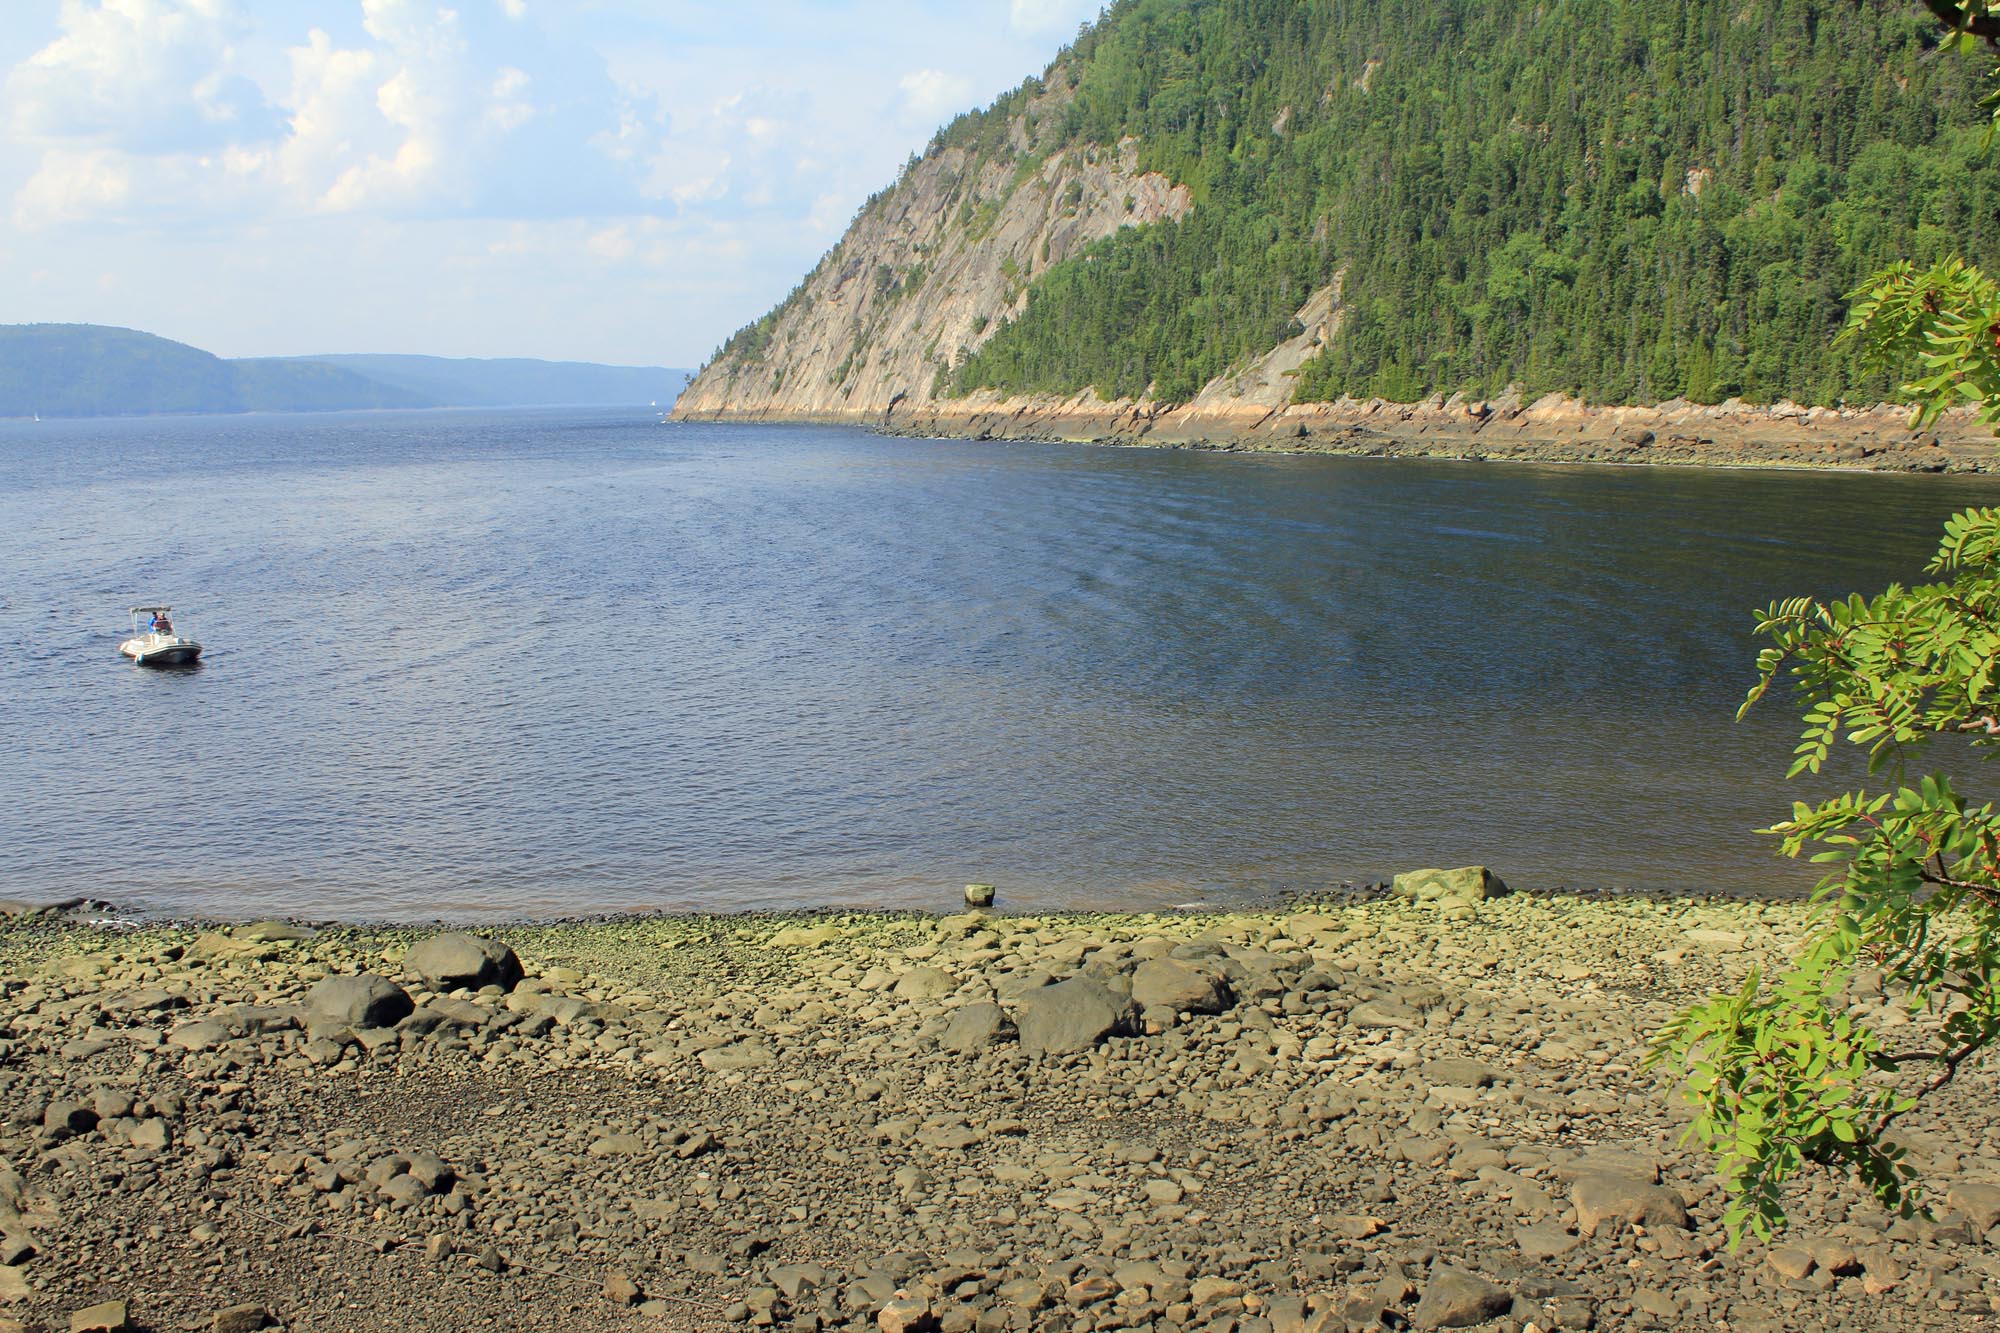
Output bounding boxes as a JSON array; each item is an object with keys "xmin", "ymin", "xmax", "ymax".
[
  {"xmin": 260, "ymin": 354, "xmax": 687, "ymax": 409},
  {"xmin": 0, "ymin": 324, "xmax": 687, "ymax": 419}
]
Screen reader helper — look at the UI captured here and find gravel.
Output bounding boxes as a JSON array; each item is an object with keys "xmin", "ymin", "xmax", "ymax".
[{"xmin": 0, "ymin": 893, "xmax": 1996, "ymax": 1332}]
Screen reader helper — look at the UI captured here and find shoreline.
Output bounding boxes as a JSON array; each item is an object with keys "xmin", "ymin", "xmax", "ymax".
[
  {"xmin": 3, "ymin": 891, "xmax": 1994, "ymax": 1332},
  {"xmin": 674, "ymin": 389, "xmax": 2000, "ymax": 476},
  {"xmin": 0, "ymin": 878, "xmax": 1817, "ymax": 933}
]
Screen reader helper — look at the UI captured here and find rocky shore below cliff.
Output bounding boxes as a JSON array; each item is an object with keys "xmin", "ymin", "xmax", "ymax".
[
  {"xmin": 2, "ymin": 888, "xmax": 1998, "ymax": 1333},
  {"xmin": 820, "ymin": 390, "xmax": 1996, "ymax": 474}
]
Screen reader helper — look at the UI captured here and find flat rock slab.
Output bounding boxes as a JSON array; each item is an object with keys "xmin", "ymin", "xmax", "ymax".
[
  {"xmin": 1515, "ymin": 1222, "xmax": 1580, "ymax": 1259},
  {"xmin": 1412, "ymin": 1265, "xmax": 1511, "ymax": 1329},
  {"xmin": 939, "ymin": 1002, "xmax": 1015, "ymax": 1052},
  {"xmin": 1573, "ymin": 1173, "xmax": 1691, "ymax": 1235},
  {"xmin": 1130, "ymin": 958, "xmax": 1233, "ymax": 1014},
  {"xmin": 69, "ymin": 1300, "xmax": 132, "ymax": 1333},
  {"xmin": 1948, "ymin": 1181, "xmax": 2000, "ymax": 1232},
  {"xmin": 698, "ymin": 1041, "xmax": 774, "ymax": 1071}
]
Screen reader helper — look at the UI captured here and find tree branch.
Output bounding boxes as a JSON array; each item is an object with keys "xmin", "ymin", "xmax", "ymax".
[{"xmin": 1921, "ymin": 0, "xmax": 2000, "ymax": 44}]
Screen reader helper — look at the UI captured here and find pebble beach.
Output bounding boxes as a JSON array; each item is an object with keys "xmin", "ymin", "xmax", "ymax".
[{"xmin": 1, "ymin": 885, "xmax": 1997, "ymax": 1333}]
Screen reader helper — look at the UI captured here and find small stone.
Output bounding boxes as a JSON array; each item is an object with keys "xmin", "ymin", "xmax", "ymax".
[
  {"xmin": 425, "ymin": 1235, "xmax": 454, "ymax": 1263},
  {"xmin": 1514, "ymin": 1223, "xmax": 1579, "ymax": 1259},
  {"xmin": 766, "ymin": 924, "xmax": 844, "ymax": 949},
  {"xmin": 210, "ymin": 1305, "xmax": 269, "ymax": 1333},
  {"xmin": 1065, "ymin": 1276, "xmax": 1118, "ymax": 1306},
  {"xmin": 1190, "ymin": 1277, "xmax": 1243, "ymax": 1307},
  {"xmin": 475, "ymin": 1245, "xmax": 505, "ymax": 1273},
  {"xmin": 894, "ymin": 967, "xmax": 958, "ymax": 1001},
  {"xmin": 588, "ymin": 1134, "xmax": 645, "ymax": 1157},
  {"xmin": 128, "ymin": 1119, "xmax": 172, "ymax": 1153},
  {"xmin": 604, "ymin": 1272, "xmax": 642, "ymax": 1306},
  {"xmin": 698, "ymin": 1042, "xmax": 773, "ymax": 1072},
  {"xmin": 68, "ymin": 1302, "xmax": 131, "ymax": 1333},
  {"xmin": 1420, "ymin": 1057, "xmax": 1499, "ymax": 1089},
  {"xmin": 166, "ymin": 1021, "xmax": 232, "ymax": 1052},
  {"xmin": 1766, "ymin": 1248, "xmax": 1815, "ymax": 1282},
  {"xmin": 964, "ymin": 884, "xmax": 996, "ymax": 908},
  {"xmin": 878, "ymin": 1294, "xmax": 937, "ymax": 1333}
]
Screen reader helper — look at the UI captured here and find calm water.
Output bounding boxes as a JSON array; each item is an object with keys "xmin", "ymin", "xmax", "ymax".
[{"xmin": 2, "ymin": 408, "xmax": 1994, "ymax": 920}]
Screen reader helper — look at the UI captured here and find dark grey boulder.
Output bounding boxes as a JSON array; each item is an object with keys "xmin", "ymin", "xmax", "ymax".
[
  {"xmin": 1130, "ymin": 958, "xmax": 1233, "ymax": 1014},
  {"xmin": 1011, "ymin": 977, "xmax": 1133, "ymax": 1055},
  {"xmin": 308, "ymin": 974, "xmax": 414, "ymax": 1030},
  {"xmin": 403, "ymin": 933, "xmax": 523, "ymax": 992}
]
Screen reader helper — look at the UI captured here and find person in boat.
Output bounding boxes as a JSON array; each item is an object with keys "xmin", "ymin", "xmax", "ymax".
[{"xmin": 150, "ymin": 611, "xmax": 173, "ymax": 635}]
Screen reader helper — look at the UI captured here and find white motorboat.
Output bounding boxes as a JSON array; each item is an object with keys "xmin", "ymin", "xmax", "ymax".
[{"xmin": 119, "ymin": 605, "xmax": 202, "ymax": 667}]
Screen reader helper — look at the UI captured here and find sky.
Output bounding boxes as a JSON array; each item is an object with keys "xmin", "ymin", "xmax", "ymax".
[{"xmin": 0, "ymin": 0, "xmax": 1106, "ymax": 367}]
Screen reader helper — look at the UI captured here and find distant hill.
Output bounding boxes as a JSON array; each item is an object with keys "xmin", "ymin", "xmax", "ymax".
[
  {"xmin": 0, "ymin": 325, "xmax": 423, "ymax": 418},
  {"xmin": 0, "ymin": 324, "xmax": 688, "ymax": 419},
  {"xmin": 281, "ymin": 354, "xmax": 689, "ymax": 408}
]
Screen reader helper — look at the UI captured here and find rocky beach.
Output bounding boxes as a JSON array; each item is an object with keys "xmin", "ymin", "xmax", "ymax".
[{"xmin": 2, "ymin": 881, "xmax": 1997, "ymax": 1333}]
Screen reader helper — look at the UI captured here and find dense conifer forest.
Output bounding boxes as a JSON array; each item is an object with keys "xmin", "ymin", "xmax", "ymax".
[{"xmin": 933, "ymin": 0, "xmax": 2000, "ymax": 407}]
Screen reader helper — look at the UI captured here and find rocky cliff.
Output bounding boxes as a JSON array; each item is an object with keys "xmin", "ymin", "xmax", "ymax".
[
  {"xmin": 676, "ymin": 1, "xmax": 2000, "ymax": 473},
  {"xmin": 674, "ymin": 76, "xmax": 1190, "ymax": 425}
]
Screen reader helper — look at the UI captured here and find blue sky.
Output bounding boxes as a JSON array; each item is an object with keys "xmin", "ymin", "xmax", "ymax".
[{"xmin": 0, "ymin": 1, "xmax": 1105, "ymax": 366}]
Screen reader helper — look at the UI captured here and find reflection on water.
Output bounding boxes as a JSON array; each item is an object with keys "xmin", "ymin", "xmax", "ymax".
[{"xmin": 1, "ymin": 407, "xmax": 1995, "ymax": 920}]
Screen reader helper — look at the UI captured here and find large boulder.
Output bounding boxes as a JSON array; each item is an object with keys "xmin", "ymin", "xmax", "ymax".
[
  {"xmin": 308, "ymin": 974, "xmax": 413, "ymax": 1030},
  {"xmin": 1391, "ymin": 866, "xmax": 1509, "ymax": 907},
  {"xmin": 1130, "ymin": 959, "xmax": 1233, "ymax": 1015},
  {"xmin": 403, "ymin": 933, "xmax": 522, "ymax": 992},
  {"xmin": 1011, "ymin": 977, "xmax": 1133, "ymax": 1055}
]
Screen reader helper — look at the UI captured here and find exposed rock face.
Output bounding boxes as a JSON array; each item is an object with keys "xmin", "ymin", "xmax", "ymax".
[
  {"xmin": 673, "ymin": 87, "xmax": 1994, "ymax": 473},
  {"xmin": 675, "ymin": 78, "xmax": 1190, "ymax": 427}
]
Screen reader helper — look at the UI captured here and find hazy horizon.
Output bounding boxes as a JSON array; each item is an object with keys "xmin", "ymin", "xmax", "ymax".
[{"xmin": 0, "ymin": 1, "xmax": 1103, "ymax": 367}]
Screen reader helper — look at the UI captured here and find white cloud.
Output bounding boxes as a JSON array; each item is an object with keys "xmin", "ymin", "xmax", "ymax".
[
  {"xmin": 0, "ymin": 2, "xmax": 1124, "ymax": 363},
  {"xmin": 897, "ymin": 68, "xmax": 971, "ymax": 126},
  {"xmin": 11, "ymin": 145, "xmax": 130, "ymax": 228},
  {"xmin": 586, "ymin": 221, "xmax": 633, "ymax": 261},
  {"xmin": 8, "ymin": 0, "xmax": 281, "ymax": 152}
]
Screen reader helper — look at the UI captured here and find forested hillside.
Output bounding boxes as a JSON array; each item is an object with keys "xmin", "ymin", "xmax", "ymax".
[
  {"xmin": 953, "ymin": 0, "xmax": 2000, "ymax": 407},
  {"xmin": 706, "ymin": 0, "xmax": 1998, "ymax": 413}
]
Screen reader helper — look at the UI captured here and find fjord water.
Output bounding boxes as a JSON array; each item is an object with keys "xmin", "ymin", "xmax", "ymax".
[{"xmin": 2, "ymin": 408, "xmax": 1995, "ymax": 920}]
